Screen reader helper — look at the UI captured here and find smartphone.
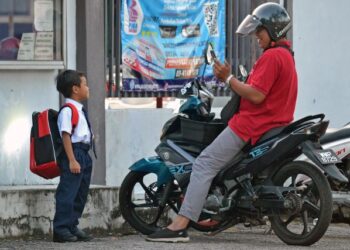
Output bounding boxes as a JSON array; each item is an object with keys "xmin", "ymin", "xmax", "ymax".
[{"xmin": 210, "ymin": 50, "xmax": 217, "ymax": 60}]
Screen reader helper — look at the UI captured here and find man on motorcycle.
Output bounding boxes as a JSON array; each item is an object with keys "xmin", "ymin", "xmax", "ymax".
[{"xmin": 147, "ymin": 2, "xmax": 298, "ymax": 242}]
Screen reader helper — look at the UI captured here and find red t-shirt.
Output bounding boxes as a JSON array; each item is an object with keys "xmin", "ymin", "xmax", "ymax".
[{"xmin": 229, "ymin": 41, "xmax": 298, "ymax": 145}]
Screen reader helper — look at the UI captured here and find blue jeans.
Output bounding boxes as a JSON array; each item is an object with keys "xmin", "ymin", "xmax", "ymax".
[{"xmin": 53, "ymin": 143, "xmax": 92, "ymax": 234}]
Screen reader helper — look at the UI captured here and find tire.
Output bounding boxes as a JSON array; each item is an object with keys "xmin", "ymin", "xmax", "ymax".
[
  {"xmin": 119, "ymin": 171, "xmax": 226, "ymax": 235},
  {"xmin": 119, "ymin": 171, "xmax": 172, "ymax": 235},
  {"xmin": 269, "ymin": 161, "xmax": 333, "ymax": 246}
]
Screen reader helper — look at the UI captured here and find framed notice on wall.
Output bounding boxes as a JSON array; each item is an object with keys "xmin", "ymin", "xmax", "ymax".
[{"xmin": 0, "ymin": 0, "xmax": 63, "ymax": 62}]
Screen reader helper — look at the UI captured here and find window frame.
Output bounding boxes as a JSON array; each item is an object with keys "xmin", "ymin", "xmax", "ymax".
[{"xmin": 0, "ymin": 0, "xmax": 67, "ymax": 70}]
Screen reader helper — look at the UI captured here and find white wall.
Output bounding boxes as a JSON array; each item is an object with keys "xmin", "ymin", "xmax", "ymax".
[
  {"xmin": 0, "ymin": 0, "xmax": 76, "ymax": 185},
  {"xmin": 105, "ymin": 108, "xmax": 174, "ymax": 186},
  {"xmin": 293, "ymin": 0, "xmax": 350, "ymax": 127},
  {"xmin": 0, "ymin": 70, "xmax": 59, "ymax": 185}
]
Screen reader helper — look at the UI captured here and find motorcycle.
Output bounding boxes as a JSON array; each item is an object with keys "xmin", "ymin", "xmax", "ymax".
[
  {"xmin": 119, "ymin": 45, "xmax": 348, "ymax": 246},
  {"xmin": 305, "ymin": 122, "xmax": 350, "ymax": 223}
]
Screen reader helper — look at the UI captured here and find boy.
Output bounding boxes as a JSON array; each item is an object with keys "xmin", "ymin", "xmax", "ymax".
[{"xmin": 53, "ymin": 70, "xmax": 94, "ymax": 242}]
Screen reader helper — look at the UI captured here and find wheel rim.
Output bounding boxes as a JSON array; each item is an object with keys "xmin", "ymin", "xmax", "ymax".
[
  {"xmin": 126, "ymin": 172, "xmax": 178, "ymax": 230},
  {"xmin": 273, "ymin": 169, "xmax": 323, "ymax": 237}
]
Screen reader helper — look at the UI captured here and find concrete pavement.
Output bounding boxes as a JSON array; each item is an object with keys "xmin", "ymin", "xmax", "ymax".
[{"xmin": 1, "ymin": 224, "xmax": 349, "ymax": 250}]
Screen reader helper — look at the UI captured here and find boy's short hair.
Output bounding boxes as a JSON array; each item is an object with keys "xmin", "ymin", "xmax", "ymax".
[{"xmin": 56, "ymin": 70, "xmax": 86, "ymax": 98}]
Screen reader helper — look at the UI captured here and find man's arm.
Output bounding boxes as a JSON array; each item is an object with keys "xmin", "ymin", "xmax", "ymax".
[
  {"xmin": 227, "ymin": 76, "xmax": 266, "ymax": 105},
  {"xmin": 213, "ymin": 60, "xmax": 266, "ymax": 105}
]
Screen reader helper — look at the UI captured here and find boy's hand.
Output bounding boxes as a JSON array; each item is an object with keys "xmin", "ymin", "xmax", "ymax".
[
  {"xmin": 69, "ymin": 160, "xmax": 81, "ymax": 174},
  {"xmin": 213, "ymin": 59, "xmax": 231, "ymax": 82}
]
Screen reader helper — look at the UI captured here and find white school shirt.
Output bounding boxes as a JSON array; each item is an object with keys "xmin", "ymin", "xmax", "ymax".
[{"xmin": 57, "ymin": 98, "xmax": 91, "ymax": 144}]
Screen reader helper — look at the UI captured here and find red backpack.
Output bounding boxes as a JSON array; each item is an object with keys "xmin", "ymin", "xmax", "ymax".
[{"xmin": 30, "ymin": 103, "xmax": 79, "ymax": 179}]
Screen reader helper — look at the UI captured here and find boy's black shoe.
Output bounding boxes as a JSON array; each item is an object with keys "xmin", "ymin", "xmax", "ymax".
[
  {"xmin": 146, "ymin": 228, "xmax": 190, "ymax": 243},
  {"xmin": 53, "ymin": 231, "xmax": 78, "ymax": 243},
  {"xmin": 71, "ymin": 228, "xmax": 93, "ymax": 241}
]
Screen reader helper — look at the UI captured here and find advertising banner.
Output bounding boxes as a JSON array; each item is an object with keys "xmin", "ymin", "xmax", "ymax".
[{"xmin": 121, "ymin": 0, "xmax": 226, "ymax": 92}]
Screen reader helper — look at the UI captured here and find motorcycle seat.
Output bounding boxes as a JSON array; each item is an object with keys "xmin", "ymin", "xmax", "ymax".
[
  {"xmin": 320, "ymin": 127, "xmax": 350, "ymax": 145},
  {"xmin": 242, "ymin": 117, "xmax": 320, "ymax": 153},
  {"xmin": 242, "ymin": 125, "xmax": 286, "ymax": 153}
]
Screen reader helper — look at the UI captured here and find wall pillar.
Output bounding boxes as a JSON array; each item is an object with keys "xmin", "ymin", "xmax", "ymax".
[{"xmin": 76, "ymin": 0, "xmax": 106, "ymax": 184}]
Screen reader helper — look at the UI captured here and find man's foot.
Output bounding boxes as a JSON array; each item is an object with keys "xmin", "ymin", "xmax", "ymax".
[
  {"xmin": 146, "ymin": 228, "xmax": 189, "ymax": 243},
  {"xmin": 71, "ymin": 228, "xmax": 93, "ymax": 241},
  {"xmin": 53, "ymin": 231, "xmax": 78, "ymax": 243}
]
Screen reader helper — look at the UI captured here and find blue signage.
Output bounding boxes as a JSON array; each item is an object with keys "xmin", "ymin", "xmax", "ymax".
[{"xmin": 121, "ymin": 0, "xmax": 226, "ymax": 92}]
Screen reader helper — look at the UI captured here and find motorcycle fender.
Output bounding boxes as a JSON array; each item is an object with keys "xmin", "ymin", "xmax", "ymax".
[
  {"xmin": 322, "ymin": 164, "xmax": 349, "ymax": 183},
  {"xmin": 302, "ymin": 142, "xmax": 348, "ymax": 183},
  {"xmin": 129, "ymin": 157, "xmax": 173, "ymax": 187}
]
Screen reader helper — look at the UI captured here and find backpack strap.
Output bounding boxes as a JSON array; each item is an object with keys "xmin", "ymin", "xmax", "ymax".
[{"xmin": 58, "ymin": 103, "xmax": 79, "ymax": 134}]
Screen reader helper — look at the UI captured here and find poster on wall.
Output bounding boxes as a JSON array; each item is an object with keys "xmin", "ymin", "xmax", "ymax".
[
  {"xmin": 34, "ymin": 32, "xmax": 54, "ymax": 60},
  {"xmin": 34, "ymin": 0, "xmax": 54, "ymax": 32},
  {"xmin": 121, "ymin": 0, "xmax": 226, "ymax": 93},
  {"xmin": 17, "ymin": 32, "xmax": 54, "ymax": 60},
  {"xmin": 17, "ymin": 33, "xmax": 35, "ymax": 60}
]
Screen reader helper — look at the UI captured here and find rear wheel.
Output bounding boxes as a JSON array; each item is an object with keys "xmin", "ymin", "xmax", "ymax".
[{"xmin": 269, "ymin": 161, "xmax": 333, "ymax": 246}]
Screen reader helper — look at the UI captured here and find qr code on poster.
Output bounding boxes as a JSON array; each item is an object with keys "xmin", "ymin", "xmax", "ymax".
[{"xmin": 203, "ymin": 2, "xmax": 218, "ymax": 36}]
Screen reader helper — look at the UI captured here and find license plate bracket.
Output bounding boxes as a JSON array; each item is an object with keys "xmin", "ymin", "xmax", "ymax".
[{"xmin": 314, "ymin": 149, "xmax": 341, "ymax": 165}]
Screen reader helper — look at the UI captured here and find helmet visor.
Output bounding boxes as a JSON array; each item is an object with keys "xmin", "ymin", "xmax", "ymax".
[{"xmin": 236, "ymin": 15, "xmax": 261, "ymax": 36}]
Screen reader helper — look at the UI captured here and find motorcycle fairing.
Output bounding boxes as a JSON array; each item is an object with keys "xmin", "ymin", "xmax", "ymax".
[
  {"xmin": 222, "ymin": 133, "xmax": 305, "ymax": 180},
  {"xmin": 129, "ymin": 156, "xmax": 173, "ymax": 187},
  {"xmin": 156, "ymin": 142, "xmax": 190, "ymax": 164},
  {"xmin": 179, "ymin": 95, "xmax": 201, "ymax": 114}
]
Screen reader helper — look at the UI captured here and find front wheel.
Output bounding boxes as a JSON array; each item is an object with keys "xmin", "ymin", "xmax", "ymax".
[
  {"xmin": 119, "ymin": 170, "xmax": 227, "ymax": 235},
  {"xmin": 119, "ymin": 171, "xmax": 177, "ymax": 235},
  {"xmin": 269, "ymin": 161, "xmax": 333, "ymax": 246}
]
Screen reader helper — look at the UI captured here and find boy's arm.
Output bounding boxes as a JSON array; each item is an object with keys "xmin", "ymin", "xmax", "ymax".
[{"xmin": 62, "ymin": 132, "xmax": 81, "ymax": 174}]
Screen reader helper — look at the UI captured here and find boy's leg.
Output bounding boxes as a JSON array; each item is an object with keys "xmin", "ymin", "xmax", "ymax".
[
  {"xmin": 71, "ymin": 149, "xmax": 93, "ymax": 230},
  {"xmin": 53, "ymin": 156, "xmax": 83, "ymax": 235}
]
